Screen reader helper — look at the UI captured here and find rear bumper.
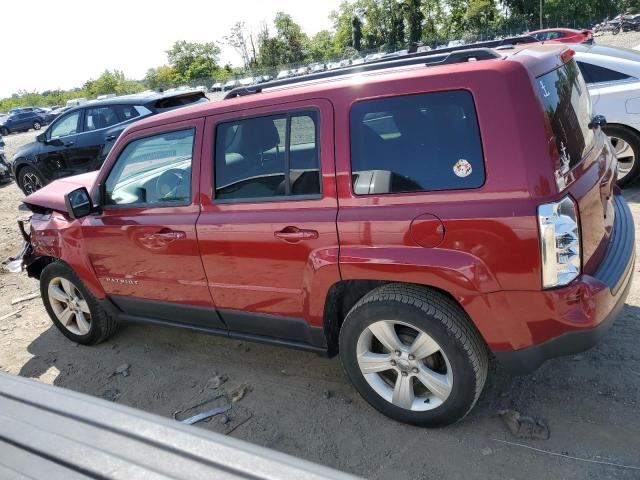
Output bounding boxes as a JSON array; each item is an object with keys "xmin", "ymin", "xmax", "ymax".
[{"xmin": 493, "ymin": 194, "xmax": 635, "ymax": 373}]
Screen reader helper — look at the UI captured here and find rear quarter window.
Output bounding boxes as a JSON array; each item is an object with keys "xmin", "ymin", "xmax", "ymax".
[{"xmin": 350, "ymin": 90, "xmax": 485, "ymax": 195}]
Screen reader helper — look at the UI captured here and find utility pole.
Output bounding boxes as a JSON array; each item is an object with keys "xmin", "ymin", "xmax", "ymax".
[{"xmin": 540, "ymin": 0, "xmax": 543, "ymax": 29}]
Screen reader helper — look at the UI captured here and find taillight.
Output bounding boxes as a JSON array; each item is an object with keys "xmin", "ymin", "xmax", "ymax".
[
  {"xmin": 538, "ymin": 196, "xmax": 581, "ymax": 288},
  {"xmin": 560, "ymin": 48, "xmax": 576, "ymax": 64}
]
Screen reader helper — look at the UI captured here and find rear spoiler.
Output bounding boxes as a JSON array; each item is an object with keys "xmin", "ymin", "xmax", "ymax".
[{"xmin": 153, "ymin": 91, "xmax": 208, "ymax": 111}]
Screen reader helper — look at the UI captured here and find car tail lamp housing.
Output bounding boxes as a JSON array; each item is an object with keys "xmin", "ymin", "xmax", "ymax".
[
  {"xmin": 560, "ymin": 48, "xmax": 575, "ymax": 64},
  {"xmin": 538, "ymin": 196, "xmax": 581, "ymax": 288}
]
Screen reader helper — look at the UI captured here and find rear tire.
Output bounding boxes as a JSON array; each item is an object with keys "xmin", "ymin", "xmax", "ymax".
[
  {"xmin": 40, "ymin": 262, "xmax": 119, "ymax": 345},
  {"xmin": 604, "ymin": 125, "xmax": 640, "ymax": 187},
  {"xmin": 33, "ymin": 121, "xmax": 41, "ymax": 130},
  {"xmin": 17, "ymin": 166, "xmax": 45, "ymax": 195},
  {"xmin": 339, "ymin": 284, "xmax": 488, "ymax": 427}
]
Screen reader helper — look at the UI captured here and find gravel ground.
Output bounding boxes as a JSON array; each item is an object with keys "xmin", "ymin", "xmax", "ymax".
[
  {"xmin": 1, "ymin": 84, "xmax": 640, "ymax": 479},
  {"xmin": 594, "ymin": 30, "xmax": 640, "ymax": 49}
]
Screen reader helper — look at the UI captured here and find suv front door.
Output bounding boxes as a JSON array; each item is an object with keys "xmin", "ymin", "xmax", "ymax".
[
  {"xmin": 81, "ymin": 118, "xmax": 225, "ymax": 330},
  {"xmin": 197, "ymin": 99, "xmax": 339, "ymax": 346},
  {"xmin": 36, "ymin": 109, "xmax": 82, "ymax": 181}
]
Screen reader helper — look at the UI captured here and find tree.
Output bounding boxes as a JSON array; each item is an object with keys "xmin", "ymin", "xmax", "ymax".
[
  {"xmin": 352, "ymin": 15, "xmax": 363, "ymax": 50},
  {"xmin": 166, "ymin": 41, "xmax": 221, "ymax": 83},
  {"xmin": 308, "ymin": 30, "xmax": 337, "ymax": 62},
  {"xmin": 144, "ymin": 65, "xmax": 178, "ymax": 90},
  {"xmin": 405, "ymin": 0, "xmax": 424, "ymax": 45},
  {"xmin": 224, "ymin": 22, "xmax": 257, "ymax": 69}
]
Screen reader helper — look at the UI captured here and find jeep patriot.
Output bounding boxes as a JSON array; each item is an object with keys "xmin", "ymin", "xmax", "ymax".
[{"xmin": 7, "ymin": 44, "xmax": 634, "ymax": 426}]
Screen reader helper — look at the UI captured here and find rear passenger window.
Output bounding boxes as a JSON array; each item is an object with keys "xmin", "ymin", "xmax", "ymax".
[
  {"xmin": 117, "ymin": 105, "xmax": 140, "ymax": 121},
  {"xmin": 215, "ymin": 111, "xmax": 320, "ymax": 201},
  {"xmin": 85, "ymin": 106, "xmax": 120, "ymax": 131},
  {"xmin": 350, "ymin": 91, "xmax": 485, "ymax": 194}
]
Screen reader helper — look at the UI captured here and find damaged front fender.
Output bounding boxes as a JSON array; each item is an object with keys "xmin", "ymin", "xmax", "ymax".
[{"xmin": 3, "ymin": 213, "xmax": 106, "ymax": 299}]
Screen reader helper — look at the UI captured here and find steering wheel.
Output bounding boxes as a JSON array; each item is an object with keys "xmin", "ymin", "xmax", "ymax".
[{"xmin": 155, "ymin": 168, "xmax": 188, "ymax": 201}]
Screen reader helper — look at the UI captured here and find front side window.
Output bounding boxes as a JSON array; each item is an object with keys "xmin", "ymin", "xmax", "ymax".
[
  {"xmin": 50, "ymin": 111, "xmax": 81, "ymax": 139},
  {"xmin": 214, "ymin": 111, "xmax": 320, "ymax": 201},
  {"xmin": 85, "ymin": 106, "xmax": 121, "ymax": 131},
  {"xmin": 350, "ymin": 91, "xmax": 485, "ymax": 194},
  {"xmin": 104, "ymin": 129, "xmax": 194, "ymax": 206}
]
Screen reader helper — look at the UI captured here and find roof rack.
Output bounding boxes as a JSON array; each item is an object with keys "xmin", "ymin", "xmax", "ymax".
[{"xmin": 224, "ymin": 35, "xmax": 538, "ymax": 100}]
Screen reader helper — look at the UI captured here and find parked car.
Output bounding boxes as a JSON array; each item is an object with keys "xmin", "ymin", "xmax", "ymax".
[
  {"xmin": 44, "ymin": 106, "xmax": 71, "ymax": 124},
  {"xmin": 276, "ymin": 69, "xmax": 294, "ymax": 79},
  {"xmin": 210, "ymin": 82, "xmax": 223, "ymax": 92},
  {"xmin": 0, "ymin": 138, "xmax": 9, "ymax": 183},
  {"xmin": 9, "ymin": 44, "xmax": 632, "ymax": 428},
  {"xmin": 0, "ymin": 111, "xmax": 46, "ymax": 135},
  {"xmin": 65, "ymin": 98, "xmax": 87, "ymax": 108},
  {"xmin": 529, "ymin": 28, "xmax": 593, "ymax": 43},
  {"xmin": 223, "ymin": 79, "xmax": 240, "ymax": 91},
  {"xmin": 573, "ymin": 44, "xmax": 640, "ymax": 186},
  {"xmin": 309, "ymin": 62, "xmax": 326, "ymax": 73},
  {"xmin": 9, "ymin": 106, "xmax": 48, "ymax": 115},
  {"xmin": 10, "ymin": 90, "xmax": 208, "ymax": 195},
  {"xmin": 296, "ymin": 66, "xmax": 311, "ymax": 76}
]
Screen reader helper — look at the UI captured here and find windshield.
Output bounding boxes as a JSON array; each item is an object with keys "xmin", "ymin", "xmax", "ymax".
[{"xmin": 536, "ymin": 59, "xmax": 594, "ymax": 171}]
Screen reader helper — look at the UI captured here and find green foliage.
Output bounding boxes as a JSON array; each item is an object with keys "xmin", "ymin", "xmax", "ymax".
[{"xmin": 166, "ymin": 40, "xmax": 221, "ymax": 83}]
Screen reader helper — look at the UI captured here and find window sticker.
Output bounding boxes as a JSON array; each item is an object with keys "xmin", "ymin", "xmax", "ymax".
[{"xmin": 453, "ymin": 159, "xmax": 472, "ymax": 178}]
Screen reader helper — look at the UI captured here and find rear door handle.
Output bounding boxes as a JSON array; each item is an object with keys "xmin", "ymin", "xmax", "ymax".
[
  {"xmin": 106, "ymin": 135, "xmax": 117, "ymax": 141},
  {"xmin": 274, "ymin": 227, "xmax": 319, "ymax": 242}
]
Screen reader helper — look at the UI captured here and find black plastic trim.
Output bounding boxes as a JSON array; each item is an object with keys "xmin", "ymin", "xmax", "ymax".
[
  {"xmin": 219, "ymin": 308, "xmax": 327, "ymax": 349},
  {"xmin": 101, "ymin": 297, "xmax": 328, "ymax": 354},
  {"xmin": 594, "ymin": 194, "xmax": 635, "ymax": 295}
]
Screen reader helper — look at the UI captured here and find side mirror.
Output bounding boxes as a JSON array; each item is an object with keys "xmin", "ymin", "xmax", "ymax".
[
  {"xmin": 36, "ymin": 132, "xmax": 47, "ymax": 143},
  {"xmin": 64, "ymin": 187, "xmax": 94, "ymax": 219}
]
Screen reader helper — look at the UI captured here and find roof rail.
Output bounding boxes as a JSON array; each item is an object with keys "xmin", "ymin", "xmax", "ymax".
[{"xmin": 224, "ymin": 35, "xmax": 538, "ymax": 100}]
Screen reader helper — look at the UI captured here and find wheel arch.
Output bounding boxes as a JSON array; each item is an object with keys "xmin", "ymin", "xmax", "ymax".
[{"xmin": 322, "ymin": 279, "xmax": 485, "ymax": 357}]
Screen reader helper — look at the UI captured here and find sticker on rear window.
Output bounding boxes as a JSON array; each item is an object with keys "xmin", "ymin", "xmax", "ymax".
[{"xmin": 453, "ymin": 159, "xmax": 472, "ymax": 178}]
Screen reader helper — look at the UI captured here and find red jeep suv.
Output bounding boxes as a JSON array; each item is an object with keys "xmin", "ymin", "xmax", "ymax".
[{"xmin": 7, "ymin": 44, "xmax": 634, "ymax": 427}]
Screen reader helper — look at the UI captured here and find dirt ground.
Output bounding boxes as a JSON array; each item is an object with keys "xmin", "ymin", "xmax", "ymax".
[{"xmin": 2, "ymin": 101, "xmax": 640, "ymax": 479}]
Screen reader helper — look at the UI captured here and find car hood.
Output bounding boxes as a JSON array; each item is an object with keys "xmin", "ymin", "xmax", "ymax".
[
  {"xmin": 23, "ymin": 171, "xmax": 99, "ymax": 213},
  {"xmin": 13, "ymin": 140, "xmax": 40, "ymax": 160}
]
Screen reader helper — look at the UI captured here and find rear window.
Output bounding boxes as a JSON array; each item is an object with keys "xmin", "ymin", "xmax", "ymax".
[
  {"xmin": 537, "ymin": 60, "xmax": 594, "ymax": 170},
  {"xmin": 154, "ymin": 93, "xmax": 207, "ymax": 111},
  {"xmin": 350, "ymin": 91, "xmax": 485, "ymax": 194}
]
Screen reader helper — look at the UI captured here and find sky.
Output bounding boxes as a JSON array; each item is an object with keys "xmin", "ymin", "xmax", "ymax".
[{"xmin": 0, "ymin": 0, "xmax": 343, "ymax": 98}]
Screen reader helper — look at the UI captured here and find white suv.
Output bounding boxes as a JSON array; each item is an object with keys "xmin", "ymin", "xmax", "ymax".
[{"xmin": 574, "ymin": 44, "xmax": 640, "ymax": 186}]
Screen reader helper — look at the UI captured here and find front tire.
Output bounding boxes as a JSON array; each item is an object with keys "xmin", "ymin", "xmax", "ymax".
[
  {"xmin": 339, "ymin": 284, "xmax": 488, "ymax": 427},
  {"xmin": 0, "ymin": 127, "xmax": 8, "ymax": 136},
  {"xmin": 40, "ymin": 262, "xmax": 119, "ymax": 345},
  {"xmin": 17, "ymin": 166, "xmax": 45, "ymax": 195},
  {"xmin": 604, "ymin": 125, "xmax": 640, "ymax": 187}
]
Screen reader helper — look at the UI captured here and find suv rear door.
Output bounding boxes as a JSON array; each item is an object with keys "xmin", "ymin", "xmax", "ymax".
[
  {"xmin": 197, "ymin": 99, "xmax": 339, "ymax": 345},
  {"xmin": 81, "ymin": 118, "xmax": 225, "ymax": 329}
]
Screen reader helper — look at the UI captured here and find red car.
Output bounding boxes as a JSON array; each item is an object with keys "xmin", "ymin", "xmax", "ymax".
[
  {"xmin": 8, "ymin": 44, "xmax": 633, "ymax": 427},
  {"xmin": 529, "ymin": 27, "xmax": 594, "ymax": 44}
]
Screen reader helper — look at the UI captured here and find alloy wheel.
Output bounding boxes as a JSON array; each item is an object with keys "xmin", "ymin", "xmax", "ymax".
[
  {"xmin": 610, "ymin": 135, "xmax": 635, "ymax": 181},
  {"xmin": 47, "ymin": 277, "xmax": 92, "ymax": 336},
  {"xmin": 33, "ymin": 122, "xmax": 41, "ymax": 130},
  {"xmin": 22, "ymin": 172, "xmax": 43, "ymax": 194},
  {"xmin": 356, "ymin": 320, "xmax": 453, "ymax": 411}
]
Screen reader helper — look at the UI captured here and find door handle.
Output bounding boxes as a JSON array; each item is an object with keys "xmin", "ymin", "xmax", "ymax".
[
  {"xmin": 274, "ymin": 227, "xmax": 319, "ymax": 242},
  {"xmin": 64, "ymin": 141, "xmax": 75, "ymax": 147},
  {"xmin": 106, "ymin": 135, "xmax": 117, "ymax": 141}
]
